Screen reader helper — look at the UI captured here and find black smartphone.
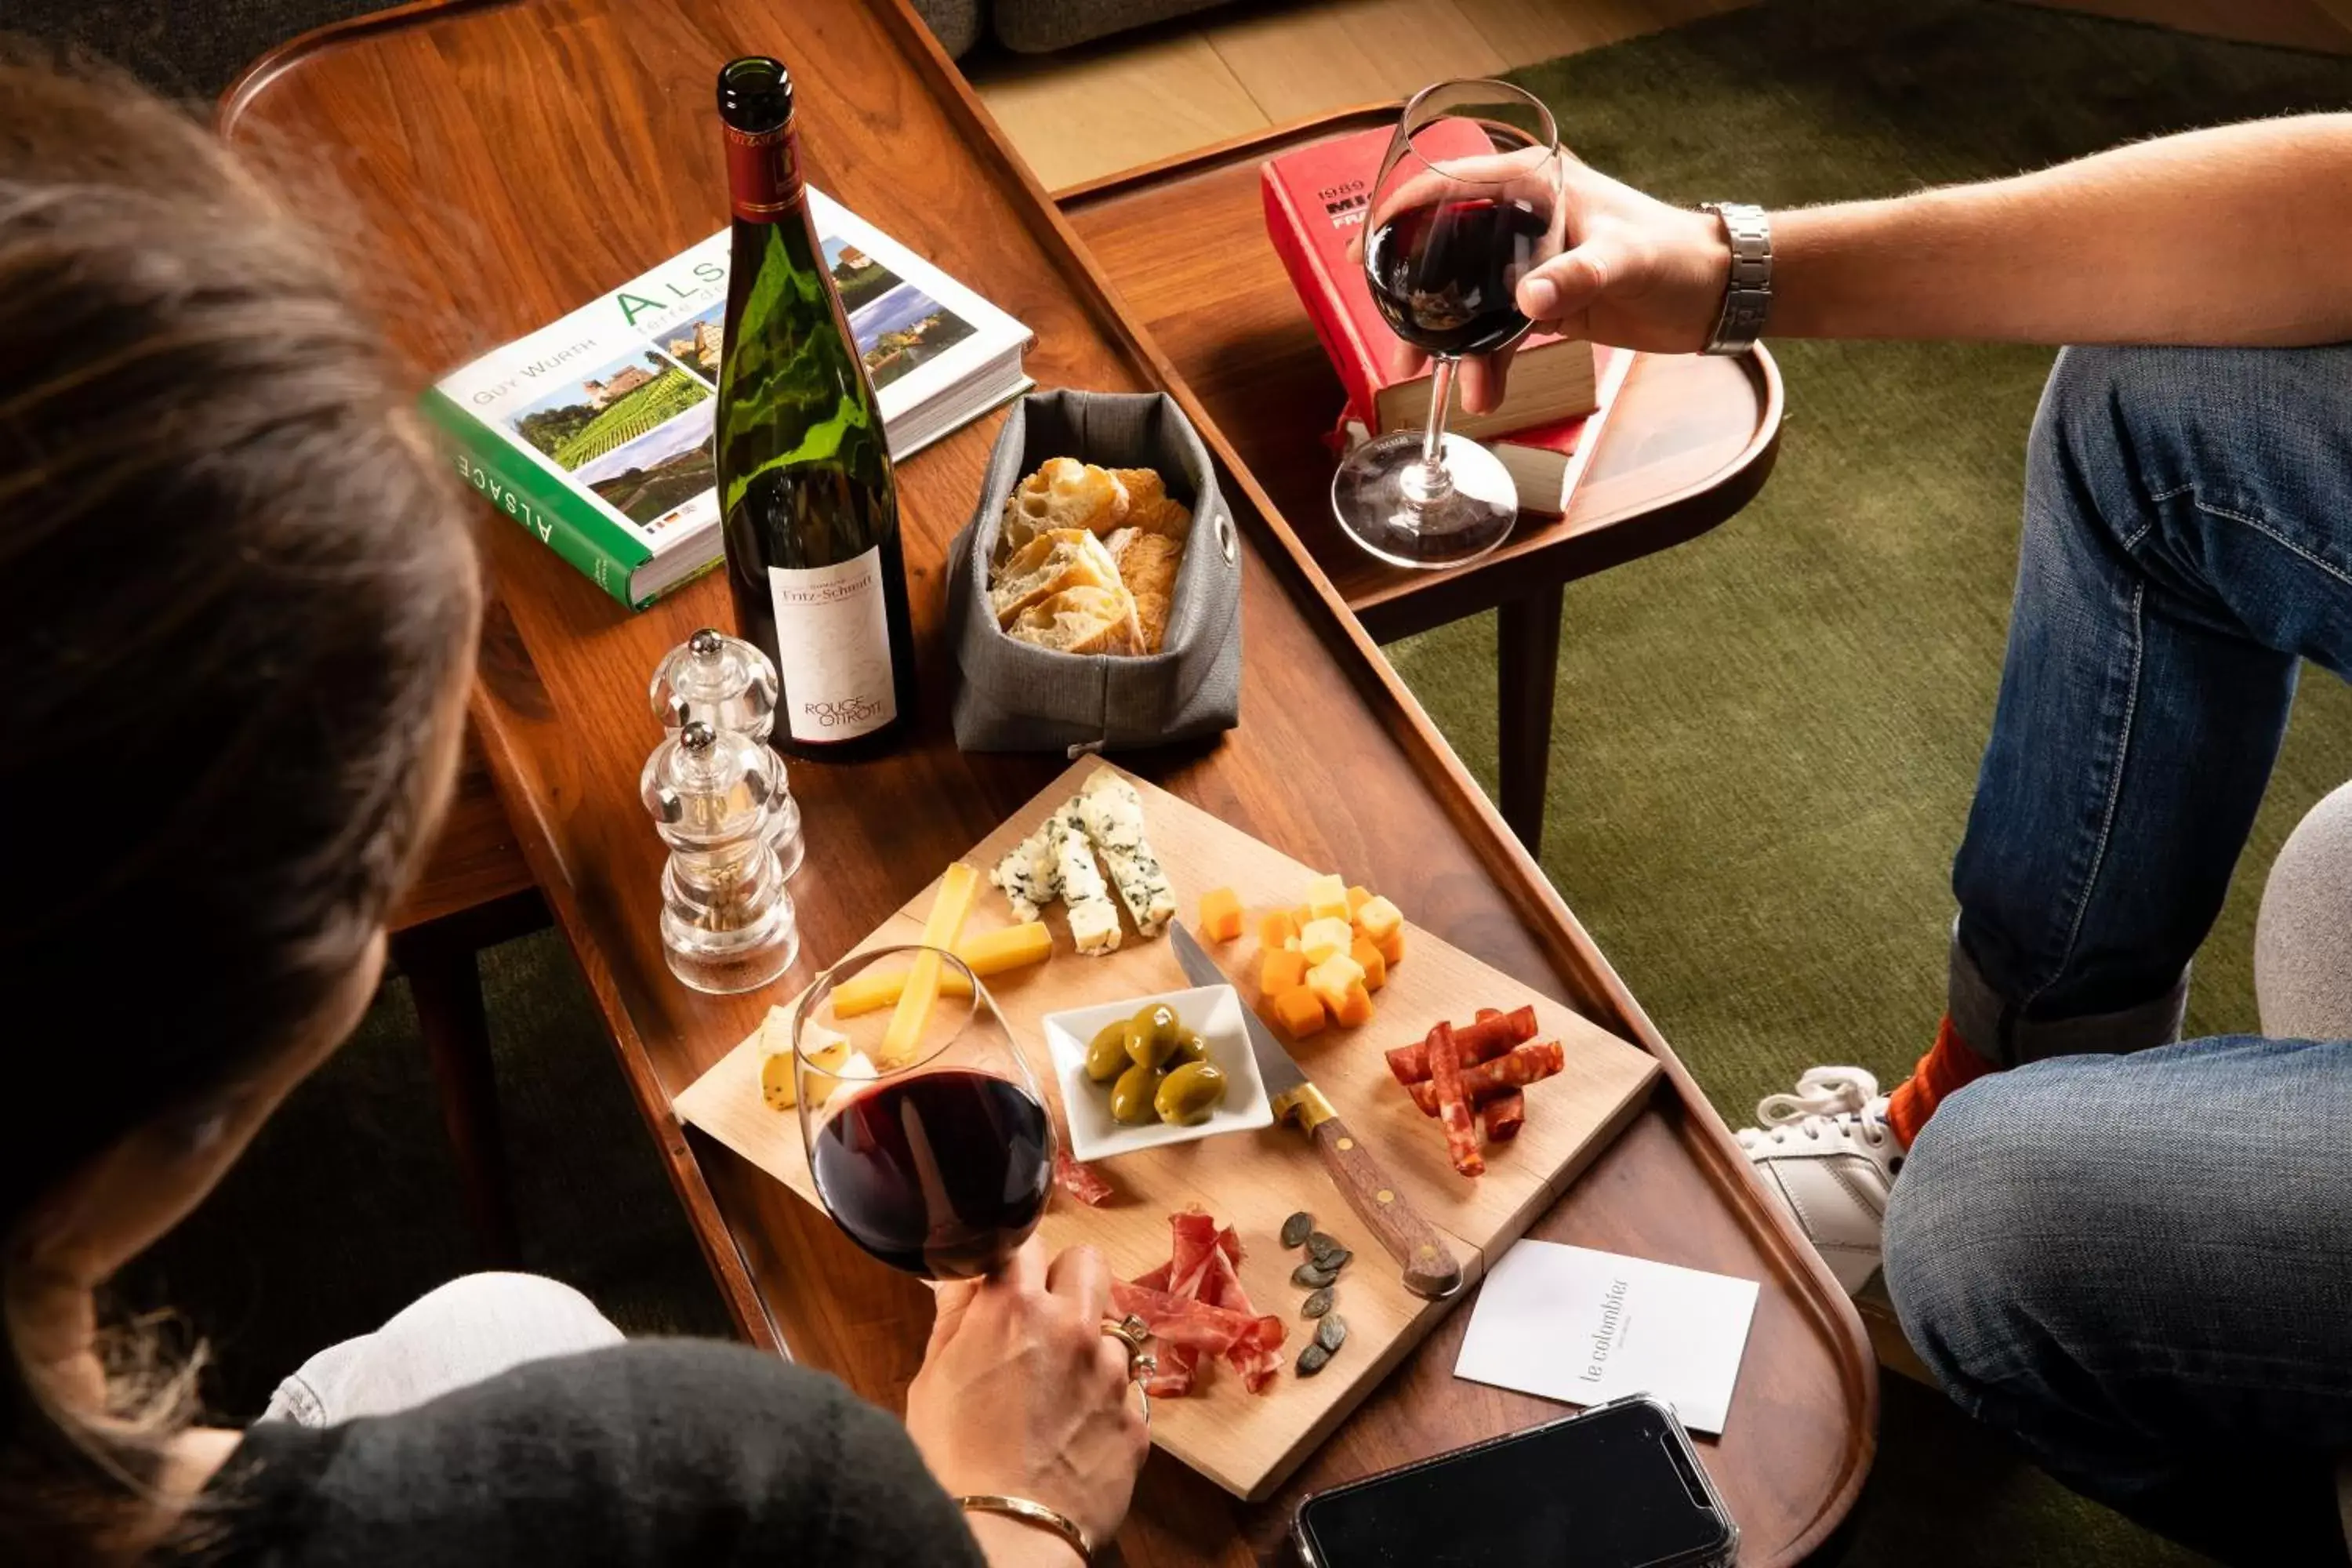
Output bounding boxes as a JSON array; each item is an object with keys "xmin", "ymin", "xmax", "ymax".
[{"xmin": 1290, "ymin": 1396, "xmax": 1737, "ymax": 1568}]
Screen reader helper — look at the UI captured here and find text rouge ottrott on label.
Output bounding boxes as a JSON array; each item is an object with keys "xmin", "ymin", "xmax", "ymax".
[{"xmin": 713, "ymin": 55, "xmax": 916, "ymax": 757}]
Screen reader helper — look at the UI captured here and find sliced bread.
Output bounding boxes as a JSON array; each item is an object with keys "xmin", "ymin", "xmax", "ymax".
[
  {"xmin": 989, "ymin": 528, "xmax": 1123, "ymax": 626},
  {"xmin": 1000, "ymin": 457, "xmax": 1127, "ymax": 556},
  {"xmin": 1007, "ymin": 585, "xmax": 1141, "ymax": 655}
]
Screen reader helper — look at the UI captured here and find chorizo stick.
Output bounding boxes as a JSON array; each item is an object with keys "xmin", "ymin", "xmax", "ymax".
[
  {"xmin": 1426, "ymin": 1019, "xmax": 1484, "ymax": 1178},
  {"xmin": 1483, "ymin": 1089, "xmax": 1526, "ymax": 1142},
  {"xmin": 1405, "ymin": 1041, "xmax": 1566, "ymax": 1115},
  {"xmin": 1384, "ymin": 1004, "xmax": 1537, "ymax": 1084}
]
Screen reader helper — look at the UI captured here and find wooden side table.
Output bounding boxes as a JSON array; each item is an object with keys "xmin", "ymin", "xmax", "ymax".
[{"xmin": 1060, "ymin": 111, "xmax": 1782, "ymax": 851}]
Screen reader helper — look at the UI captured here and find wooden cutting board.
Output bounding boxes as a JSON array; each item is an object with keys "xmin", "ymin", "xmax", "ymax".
[{"xmin": 676, "ymin": 759, "xmax": 1658, "ymax": 1500}]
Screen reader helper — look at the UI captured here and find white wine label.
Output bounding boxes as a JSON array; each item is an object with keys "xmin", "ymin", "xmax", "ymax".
[{"xmin": 768, "ymin": 548, "xmax": 896, "ymax": 743}]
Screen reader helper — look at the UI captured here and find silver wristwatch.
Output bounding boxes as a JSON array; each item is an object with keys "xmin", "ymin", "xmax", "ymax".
[{"xmin": 1698, "ymin": 201, "xmax": 1771, "ymax": 354}]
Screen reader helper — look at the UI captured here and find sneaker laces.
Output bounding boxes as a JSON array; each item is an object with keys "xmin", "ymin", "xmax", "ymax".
[{"xmin": 1737, "ymin": 1066, "xmax": 1896, "ymax": 1157}]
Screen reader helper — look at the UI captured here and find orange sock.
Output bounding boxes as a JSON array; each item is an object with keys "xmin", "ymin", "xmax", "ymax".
[{"xmin": 1883, "ymin": 1017, "xmax": 1997, "ymax": 1149}]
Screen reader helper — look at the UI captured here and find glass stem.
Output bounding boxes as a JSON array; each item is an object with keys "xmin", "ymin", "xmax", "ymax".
[
  {"xmin": 1421, "ymin": 356, "xmax": 1456, "ymax": 468},
  {"xmin": 1400, "ymin": 356, "xmax": 1458, "ymax": 507}
]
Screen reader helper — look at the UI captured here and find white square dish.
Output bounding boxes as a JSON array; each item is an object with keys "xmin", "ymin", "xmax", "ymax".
[{"xmin": 1043, "ymin": 984, "xmax": 1274, "ymax": 1162}]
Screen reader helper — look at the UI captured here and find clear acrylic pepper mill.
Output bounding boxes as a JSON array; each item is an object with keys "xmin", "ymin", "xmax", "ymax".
[
  {"xmin": 648, "ymin": 626, "xmax": 804, "ymax": 880},
  {"xmin": 640, "ymin": 720, "xmax": 799, "ymax": 993}
]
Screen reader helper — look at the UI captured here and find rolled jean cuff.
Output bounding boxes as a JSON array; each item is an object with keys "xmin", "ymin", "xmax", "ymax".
[{"xmin": 1948, "ymin": 933, "xmax": 2189, "ymax": 1067}]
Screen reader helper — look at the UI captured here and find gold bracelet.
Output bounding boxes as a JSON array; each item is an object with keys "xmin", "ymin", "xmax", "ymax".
[{"xmin": 955, "ymin": 1494, "xmax": 1095, "ymax": 1563}]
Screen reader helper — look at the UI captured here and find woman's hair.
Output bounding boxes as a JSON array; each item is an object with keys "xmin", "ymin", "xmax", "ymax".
[{"xmin": 0, "ymin": 49, "xmax": 482, "ymax": 1563}]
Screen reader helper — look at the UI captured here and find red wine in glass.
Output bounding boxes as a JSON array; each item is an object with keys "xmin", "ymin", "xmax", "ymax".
[
  {"xmin": 808, "ymin": 1066, "xmax": 1054, "ymax": 1279},
  {"xmin": 1364, "ymin": 195, "xmax": 1551, "ymax": 358}
]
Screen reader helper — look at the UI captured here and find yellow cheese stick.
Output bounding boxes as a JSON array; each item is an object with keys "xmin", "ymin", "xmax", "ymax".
[
  {"xmin": 830, "ymin": 922, "xmax": 1054, "ymax": 1016},
  {"xmin": 881, "ymin": 861, "xmax": 980, "ymax": 1062}
]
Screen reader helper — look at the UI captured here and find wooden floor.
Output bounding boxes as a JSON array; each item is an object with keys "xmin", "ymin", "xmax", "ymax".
[
  {"xmin": 967, "ymin": 0, "xmax": 1749, "ymax": 190},
  {"xmin": 968, "ymin": 0, "xmax": 2352, "ymax": 192}
]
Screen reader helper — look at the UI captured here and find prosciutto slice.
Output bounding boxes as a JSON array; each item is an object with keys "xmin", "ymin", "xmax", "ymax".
[{"xmin": 1117, "ymin": 1209, "xmax": 1284, "ymax": 1396}]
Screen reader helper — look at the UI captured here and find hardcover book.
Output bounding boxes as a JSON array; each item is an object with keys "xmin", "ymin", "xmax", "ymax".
[
  {"xmin": 423, "ymin": 190, "xmax": 1032, "ymax": 609},
  {"xmin": 1261, "ymin": 122, "xmax": 1596, "ymax": 440},
  {"xmin": 1334, "ymin": 345, "xmax": 1636, "ymax": 517}
]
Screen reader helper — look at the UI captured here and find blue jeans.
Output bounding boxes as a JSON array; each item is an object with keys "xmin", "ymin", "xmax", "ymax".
[{"xmin": 1882, "ymin": 345, "xmax": 2352, "ymax": 1565}]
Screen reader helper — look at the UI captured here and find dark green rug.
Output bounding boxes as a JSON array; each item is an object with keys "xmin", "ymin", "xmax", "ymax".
[{"xmin": 94, "ymin": 3, "xmax": 2352, "ymax": 1566}]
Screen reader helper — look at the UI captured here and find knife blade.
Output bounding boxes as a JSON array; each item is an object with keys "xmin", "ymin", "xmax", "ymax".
[{"xmin": 1168, "ymin": 921, "xmax": 1462, "ymax": 1299}]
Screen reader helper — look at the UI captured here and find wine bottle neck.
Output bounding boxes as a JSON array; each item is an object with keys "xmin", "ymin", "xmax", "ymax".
[{"xmin": 723, "ymin": 119, "xmax": 805, "ymax": 223}]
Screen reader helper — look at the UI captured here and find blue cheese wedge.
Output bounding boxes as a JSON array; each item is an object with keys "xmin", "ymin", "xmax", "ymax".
[
  {"xmin": 1078, "ymin": 770, "xmax": 1177, "ymax": 937},
  {"xmin": 1052, "ymin": 801, "xmax": 1123, "ymax": 956},
  {"xmin": 989, "ymin": 818, "xmax": 1061, "ymax": 924}
]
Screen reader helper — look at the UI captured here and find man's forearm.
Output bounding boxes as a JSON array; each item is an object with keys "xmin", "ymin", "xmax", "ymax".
[{"xmin": 1770, "ymin": 115, "xmax": 2352, "ymax": 346}]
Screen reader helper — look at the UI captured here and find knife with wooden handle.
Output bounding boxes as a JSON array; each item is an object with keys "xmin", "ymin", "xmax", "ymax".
[{"xmin": 1169, "ymin": 921, "xmax": 1463, "ymax": 1299}]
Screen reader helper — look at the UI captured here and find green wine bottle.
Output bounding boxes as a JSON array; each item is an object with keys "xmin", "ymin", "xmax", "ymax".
[{"xmin": 714, "ymin": 55, "xmax": 916, "ymax": 760}]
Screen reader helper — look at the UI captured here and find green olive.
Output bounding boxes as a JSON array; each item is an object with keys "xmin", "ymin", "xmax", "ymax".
[
  {"xmin": 1168, "ymin": 1030, "xmax": 1209, "ymax": 1068},
  {"xmin": 1123, "ymin": 1003, "xmax": 1181, "ymax": 1069},
  {"xmin": 1153, "ymin": 1061, "xmax": 1228, "ymax": 1126},
  {"xmin": 1109, "ymin": 1062, "xmax": 1166, "ymax": 1125},
  {"xmin": 1084, "ymin": 1020, "xmax": 1131, "ymax": 1083}
]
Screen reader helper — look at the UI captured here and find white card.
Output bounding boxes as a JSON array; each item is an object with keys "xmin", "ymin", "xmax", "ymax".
[{"xmin": 1452, "ymin": 1240, "xmax": 1761, "ymax": 1434}]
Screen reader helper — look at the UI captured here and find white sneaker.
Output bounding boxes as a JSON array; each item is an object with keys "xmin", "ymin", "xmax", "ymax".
[{"xmin": 1734, "ymin": 1066, "xmax": 1902, "ymax": 1295}]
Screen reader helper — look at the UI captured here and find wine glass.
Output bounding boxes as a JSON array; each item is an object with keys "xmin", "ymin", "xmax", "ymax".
[
  {"xmin": 1332, "ymin": 79, "xmax": 1566, "ymax": 569},
  {"xmin": 794, "ymin": 944, "xmax": 1056, "ymax": 1280}
]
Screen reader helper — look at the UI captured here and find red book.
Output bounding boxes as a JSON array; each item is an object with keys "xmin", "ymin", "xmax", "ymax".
[
  {"xmin": 1332, "ymin": 345, "xmax": 1636, "ymax": 517},
  {"xmin": 1262, "ymin": 122, "xmax": 1597, "ymax": 439}
]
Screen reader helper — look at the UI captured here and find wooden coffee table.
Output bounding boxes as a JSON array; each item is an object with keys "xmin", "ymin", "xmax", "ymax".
[
  {"xmin": 223, "ymin": 3, "xmax": 1869, "ymax": 1562},
  {"xmin": 1058, "ymin": 117, "xmax": 1782, "ymax": 851}
]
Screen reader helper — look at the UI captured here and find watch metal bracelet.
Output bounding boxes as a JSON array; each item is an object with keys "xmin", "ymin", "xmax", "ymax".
[{"xmin": 1699, "ymin": 201, "xmax": 1771, "ymax": 354}]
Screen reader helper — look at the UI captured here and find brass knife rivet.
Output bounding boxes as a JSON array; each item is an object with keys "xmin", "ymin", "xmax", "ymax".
[
  {"xmin": 1417, "ymin": 1244, "xmax": 1437, "ymax": 1260},
  {"xmin": 1336, "ymin": 1137, "xmax": 1354, "ymax": 1151},
  {"xmin": 1376, "ymin": 1189, "xmax": 1394, "ymax": 1204}
]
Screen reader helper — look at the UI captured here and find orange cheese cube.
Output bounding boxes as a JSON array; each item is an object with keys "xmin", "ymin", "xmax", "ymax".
[
  {"xmin": 1330, "ymin": 979, "xmax": 1376, "ymax": 1029},
  {"xmin": 1259, "ymin": 947, "xmax": 1308, "ymax": 1000},
  {"xmin": 1259, "ymin": 909, "xmax": 1299, "ymax": 949},
  {"xmin": 1271, "ymin": 986, "xmax": 1327, "ymax": 1039},
  {"xmin": 1375, "ymin": 926, "xmax": 1406, "ymax": 967},
  {"xmin": 1346, "ymin": 884, "xmax": 1374, "ymax": 916},
  {"xmin": 1199, "ymin": 886, "xmax": 1243, "ymax": 942},
  {"xmin": 1350, "ymin": 935, "xmax": 1387, "ymax": 992},
  {"xmin": 1294, "ymin": 903, "xmax": 1316, "ymax": 927}
]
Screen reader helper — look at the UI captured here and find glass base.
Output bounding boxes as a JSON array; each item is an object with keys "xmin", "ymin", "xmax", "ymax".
[{"xmin": 1331, "ymin": 430, "xmax": 1518, "ymax": 570}]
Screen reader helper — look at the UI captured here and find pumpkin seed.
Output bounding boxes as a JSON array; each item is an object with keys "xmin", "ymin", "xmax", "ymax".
[
  {"xmin": 1316, "ymin": 1315, "xmax": 1348, "ymax": 1354},
  {"xmin": 1281, "ymin": 1212, "xmax": 1315, "ymax": 1249},
  {"xmin": 1301, "ymin": 1288, "xmax": 1334, "ymax": 1319},
  {"xmin": 1297, "ymin": 1343, "xmax": 1332, "ymax": 1376},
  {"xmin": 1291, "ymin": 1260, "xmax": 1338, "ymax": 1290},
  {"xmin": 1317, "ymin": 1247, "xmax": 1353, "ymax": 1273}
]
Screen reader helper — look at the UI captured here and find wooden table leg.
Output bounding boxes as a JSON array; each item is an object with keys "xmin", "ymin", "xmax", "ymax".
[
  {"xmin": 395, "ymin": 927, "xmax": 524, "ymax": 1268},
  {"xmin": 1497, "ymin": 586, "xmax": 1565, "ymax": 851}
]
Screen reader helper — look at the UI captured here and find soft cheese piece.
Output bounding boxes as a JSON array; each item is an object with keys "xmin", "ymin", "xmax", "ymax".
[
  {"xmin": 757, "ymin": 1011, "xmax": 850, "ymax": 1111},
  {"xmin": 990, "ymin": 818, "xmax": 1061, "ymax": 923},
  {"xmin": 1076, "ymin": 769, "xmax": 1177, "ymax": 937},
  {"xmin": 1053, "ymin": 800, "xmax": 1123, "ymax": 956}
]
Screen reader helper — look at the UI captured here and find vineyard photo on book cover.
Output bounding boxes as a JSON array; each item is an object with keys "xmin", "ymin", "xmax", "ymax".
[
  {"xmin": 506, "ymin": 344, "xmax": 716, "ymax": 529},
  {"xmin": 825, "ymin": 234, "xmax": 977, "ymax": 391}
]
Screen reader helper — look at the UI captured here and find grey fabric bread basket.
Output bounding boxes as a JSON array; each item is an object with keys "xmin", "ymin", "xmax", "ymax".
[{"xmin": 946, "ymin": 389, "xmax": 1241, "ymax": 754}]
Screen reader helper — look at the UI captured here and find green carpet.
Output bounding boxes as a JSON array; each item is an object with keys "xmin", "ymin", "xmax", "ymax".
[{"xmin": 97, "ymin": 3, "xmax": 2352, "ymax": 1566}]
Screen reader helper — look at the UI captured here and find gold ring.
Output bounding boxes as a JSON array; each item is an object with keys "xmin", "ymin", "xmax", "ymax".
[{"xmin": 1103, "ymin": 1312, "xmax": 1150, "ymax": 1353}]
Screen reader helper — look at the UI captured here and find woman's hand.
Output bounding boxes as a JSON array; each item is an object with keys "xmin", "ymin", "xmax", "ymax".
[
  {"xmin": 907, "ymin": 1239, "xmax": 1149, "ymax": 1563},
  {"xmin": 1392, "ymin": 156, "xmax": 1734, "ymax": 414}
]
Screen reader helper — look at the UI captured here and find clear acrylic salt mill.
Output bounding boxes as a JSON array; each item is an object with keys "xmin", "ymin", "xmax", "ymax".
[
  {"xmin": 640, "ymin": 720, "xmax": 799, "ymax": 993},
  {"xmin": 648, "ymin": 626, "xmax": 804, "ymax": 880}
]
